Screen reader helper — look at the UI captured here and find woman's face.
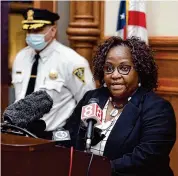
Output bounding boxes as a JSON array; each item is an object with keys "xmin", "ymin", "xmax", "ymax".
[{"xmin": 104, "ymin": 45, "xmax": 139, "ymax": 99}]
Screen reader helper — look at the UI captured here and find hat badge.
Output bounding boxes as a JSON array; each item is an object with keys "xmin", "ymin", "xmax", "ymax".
[
  {"xmin": 49, "ymin": 70, "xmax": 58, "ymax": 80},
  {"xmin": 27, "ymin": 10, "xmax": 34, "ymax": 21}
]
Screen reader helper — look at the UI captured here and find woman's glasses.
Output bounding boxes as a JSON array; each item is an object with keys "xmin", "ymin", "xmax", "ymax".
[{"xmin": 103, "ymin": 63, "xmax": 132, "ymax": 75}]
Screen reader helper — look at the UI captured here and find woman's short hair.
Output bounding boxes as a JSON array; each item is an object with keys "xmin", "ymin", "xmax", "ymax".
[{"xmin": 93, "ymin": 36, "xmax": 158, "ymax": 91}]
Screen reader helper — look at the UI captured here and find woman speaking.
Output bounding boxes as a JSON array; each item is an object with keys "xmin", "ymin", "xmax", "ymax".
[{"xmin": 65, "ymin": 36, "xmax": 176, "ymax": 176}]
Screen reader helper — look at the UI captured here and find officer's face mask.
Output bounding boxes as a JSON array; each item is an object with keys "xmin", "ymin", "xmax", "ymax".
[{"xmin": 26, "ymin": 27, "xmax": 52, "ymax": 51}]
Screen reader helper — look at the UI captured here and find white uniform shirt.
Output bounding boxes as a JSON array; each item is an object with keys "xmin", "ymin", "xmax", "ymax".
[{"xmin": 12, "ymin": 39, "xmax": 95, "ymax": 131}]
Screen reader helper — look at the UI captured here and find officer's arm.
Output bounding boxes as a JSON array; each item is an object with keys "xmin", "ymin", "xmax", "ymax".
[{"xmin": 67, "ymin": 61, "xmax": 95, "ymax": 103}]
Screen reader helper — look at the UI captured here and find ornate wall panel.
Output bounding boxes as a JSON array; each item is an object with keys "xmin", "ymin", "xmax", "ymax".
[{"xmin": 67, "ymin": 1, "xmax": 103, "ymax": 67}]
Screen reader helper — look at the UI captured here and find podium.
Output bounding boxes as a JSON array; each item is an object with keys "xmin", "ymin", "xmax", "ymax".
[{"xmin": 1, "ymin": 134, "xmax": 112, "ymax": 176}]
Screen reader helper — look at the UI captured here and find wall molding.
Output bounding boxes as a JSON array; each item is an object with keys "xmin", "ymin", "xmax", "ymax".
[
  {"xmin": 149, "ymin": 37, "xmax": 178, "ymax": 95},
  {"xmin": 149, "ymin": 36, "xmax": 178, "ymax": 49}
]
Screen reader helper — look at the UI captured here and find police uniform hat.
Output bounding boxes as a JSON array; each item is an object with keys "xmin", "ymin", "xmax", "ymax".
[{"xmin": 22, "ymin": 8, "xmax": 60, "ymax": 30}]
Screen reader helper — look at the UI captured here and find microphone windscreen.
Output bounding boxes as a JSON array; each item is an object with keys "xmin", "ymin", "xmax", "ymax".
[{"xmin": 3, "ymin": 91, "xmax": 53, "ymax": 128}]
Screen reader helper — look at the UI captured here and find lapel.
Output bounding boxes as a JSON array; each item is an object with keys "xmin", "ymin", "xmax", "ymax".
[
  {"xmin": 104, "ymin": 87, "xmax": 147, "ymax": 158},
  {"xmin": 98, "ymin": 87, "xmax": 110, "ymax": 109}
]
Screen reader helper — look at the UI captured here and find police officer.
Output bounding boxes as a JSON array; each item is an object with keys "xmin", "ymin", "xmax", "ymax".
[{"xmin": 12, "ymin": 8, "xmax": 95, "ymax": 139}]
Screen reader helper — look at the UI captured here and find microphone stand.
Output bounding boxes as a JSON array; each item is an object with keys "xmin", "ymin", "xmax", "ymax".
[
  {"xmin": 0, "ymin": 122, "xmax": 38, "ymax": 138},
  {"xmin": 85, "ymin": 120, "xmax": 96, "ymax": 153}
]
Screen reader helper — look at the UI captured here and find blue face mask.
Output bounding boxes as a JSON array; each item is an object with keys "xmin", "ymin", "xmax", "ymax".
[{"xmin": 26, "ymin": 27, "xmax": 52, "ymax": 51}]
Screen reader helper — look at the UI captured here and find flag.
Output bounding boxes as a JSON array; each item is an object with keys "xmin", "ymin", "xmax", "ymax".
[
  {"xmin": 116, "ymin": 0, "xmax": 127, "ymax": 39},
  {"xmin": 116, "ymin": 0, "xmax": 148, "ymax": 43}
]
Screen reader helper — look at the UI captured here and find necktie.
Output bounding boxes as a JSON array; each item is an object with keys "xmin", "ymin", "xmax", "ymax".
[{"xmin": 25, "ymin": 54, "xmax": 40, "ymax": 96}]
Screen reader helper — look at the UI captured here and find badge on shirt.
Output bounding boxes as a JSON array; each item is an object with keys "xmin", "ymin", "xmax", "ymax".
[
  {"xmin": 73, "ymin": 67, "xmax": 85, "ymax": 83},
  {"xmin": 49, "ymin": 69, "xmax": 58, "ymax": 80}
]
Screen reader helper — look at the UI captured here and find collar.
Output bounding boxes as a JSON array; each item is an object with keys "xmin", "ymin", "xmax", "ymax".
[
  {"xmin": 129, "ymin": 87, "xmax": 148, "ymax": 108},
  {"xmin": 100, "ymin": 87, "xmax": 147, "ymax": 108},
  {"xmin": 96, "ymin": 87, "xmax": 148, "ymax": 112},
  {"xmin": 31, "ymin": 39, "xmax": 57, "ymax": 63}
]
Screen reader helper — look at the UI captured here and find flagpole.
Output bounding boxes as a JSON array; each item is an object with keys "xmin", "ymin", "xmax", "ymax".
[{"xmin": 125, "ymin": 0, "xmax": 129, "ymax": 39}]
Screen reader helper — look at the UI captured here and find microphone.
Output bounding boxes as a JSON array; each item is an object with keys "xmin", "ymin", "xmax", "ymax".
[
  {"xmin": 2, "ymin": 90, "xmax": 53, "ymax": 128},
  {"xmin": 81, "ymin": 98, "xmax": 103, "ymax": 152},
  {"xmin": 26, "ymin": 119, "xmax": 47, "ymax": 137}
]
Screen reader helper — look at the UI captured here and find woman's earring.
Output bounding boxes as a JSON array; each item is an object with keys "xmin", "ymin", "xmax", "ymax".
[
  {"xmin": 138, "ymin": 82, "xmax": 141, "ymax": 87},
  {"xmin": 103, "ymin": 82, "xmax": 107, "ymax": 87}
]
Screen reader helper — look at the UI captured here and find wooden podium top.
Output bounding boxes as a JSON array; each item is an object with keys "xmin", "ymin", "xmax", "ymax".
[
  {"xmin": 1, "ymin": 133, "xmax": 52, "ymax": 145},
  {"xmin": 1, "ymin": 133, "xmax": 112, "ymax": 176},
  {"xmin": 1, "ymin": 133, "xmax": 56, "ymax": 151}
]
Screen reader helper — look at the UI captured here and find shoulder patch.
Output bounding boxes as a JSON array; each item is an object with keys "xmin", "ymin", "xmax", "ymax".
[{"xmin": 73, "ymin": 67, "xmax": 85, "ymax": 84}]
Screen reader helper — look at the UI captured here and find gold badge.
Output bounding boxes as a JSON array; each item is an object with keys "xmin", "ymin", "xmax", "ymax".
[
  {"xmin": 27, "ymin": 10, "xmax": 34, "ymax": 21},
  {"xmin": 49, "ymin": 70, "xmax": 58, "ymax": 80},
  {"xmin": 73, "ymin": 67, "xmax": 85, "ymax": 83}
]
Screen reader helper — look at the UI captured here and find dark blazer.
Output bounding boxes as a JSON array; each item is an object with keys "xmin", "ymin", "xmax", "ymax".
[{"xmin": 65, "ymin": 87, "xmax": 176, "ymax": 176}]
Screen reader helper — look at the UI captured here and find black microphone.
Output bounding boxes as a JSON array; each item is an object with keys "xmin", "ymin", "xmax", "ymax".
[
  {"xmin": 81, "ymin": 98, "xmax": 103, "ymax": 152},
  {"xmin": 26, "ymin": 119, "xmax": 47, "ymax": 137},
  {"xmin": 2, "ymin": 90, "xmax": 53, "ymax": 128}
]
